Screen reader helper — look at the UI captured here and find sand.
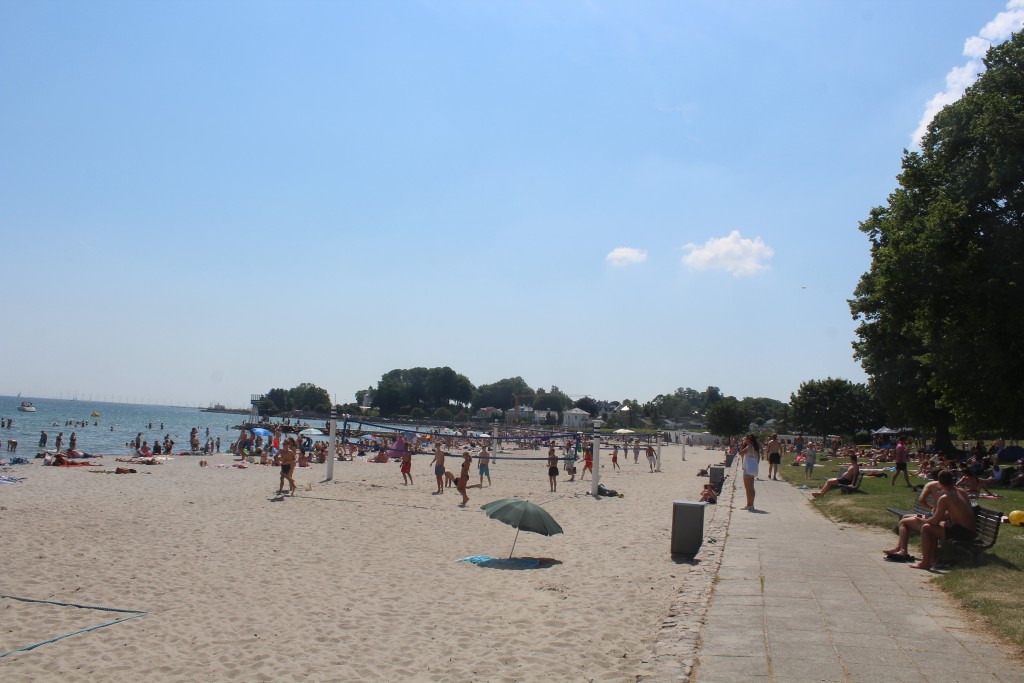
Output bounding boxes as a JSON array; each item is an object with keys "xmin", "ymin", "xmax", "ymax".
[{"xmin": 1, "ymin": 441, "xmax": 724, "ymax": 681}]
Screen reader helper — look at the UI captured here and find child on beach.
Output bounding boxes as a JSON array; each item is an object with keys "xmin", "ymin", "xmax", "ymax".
[
  {"xmin": 457, "ymin": 452, "xmax": 472, "ymax": 506},
  {"xmin": 699, "ymin": 483, "xmax": 718, "ymax": 504},
  {"xmin": 277, "ymin": 437, "xmax": 298, "ymax": 497},
  {"xmin": 548, "ymin": 446, "xmax": 559, "ymax": 492},
  {"xmin": 401, "ymin": 447, "xmax": 413, "ymax": 485}
]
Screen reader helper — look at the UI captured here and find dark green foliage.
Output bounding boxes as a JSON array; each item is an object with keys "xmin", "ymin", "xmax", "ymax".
[
  {"xmin": 705, "ymin": 397, "xmax": 750, "ymax": 437},
  {"xmin": 789, "ymin": 378, "xmax": 884, "ymax": 438},
  {"xmin": 850, "ymin": 32, "xmax": 1024, "ymax": 439}
]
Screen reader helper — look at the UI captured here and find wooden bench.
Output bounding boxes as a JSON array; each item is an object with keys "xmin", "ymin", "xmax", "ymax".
[
  {"xmin": 944, "ymin": 505, "xmax": 1002, "ymax": 566},
  {"xmin": 886, "ymin": 500, "xmax": 931, "ymax": 520}
]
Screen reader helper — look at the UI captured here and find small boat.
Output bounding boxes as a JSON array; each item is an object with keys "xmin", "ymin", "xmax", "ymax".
[{"xmin": 18, "ymin": 401, "xmax": 36, "ymax": 412}]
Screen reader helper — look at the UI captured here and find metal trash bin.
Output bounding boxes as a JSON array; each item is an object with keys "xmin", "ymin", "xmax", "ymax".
[
  {"xmin": 671, "ymin": 500, "xmax": 706, "ymax": 556},
  {"xmin": 709, "ymin": 466, "xmax": 725, "ymax": 487}
]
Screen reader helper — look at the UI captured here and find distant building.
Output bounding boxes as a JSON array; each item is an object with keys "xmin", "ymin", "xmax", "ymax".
[{"xmin": 563, "ymin": 408, "xmax": 590, "ymax": 429}]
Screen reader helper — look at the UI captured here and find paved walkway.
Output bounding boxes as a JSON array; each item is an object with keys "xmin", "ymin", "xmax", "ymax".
[{"xmin": 690, "ymin": 466, "xmax": 1024, "ymax": 683}]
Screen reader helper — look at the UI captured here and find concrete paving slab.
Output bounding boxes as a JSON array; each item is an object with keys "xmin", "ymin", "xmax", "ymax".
[{"xmin": 681, "ymin": 460, "xmax": 1024, "ymax": 683}]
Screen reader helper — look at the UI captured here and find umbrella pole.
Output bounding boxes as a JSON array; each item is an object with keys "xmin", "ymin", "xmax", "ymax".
[{"xmin": 509, "ymin": 527, "xmax": 521, "ymax": 558}]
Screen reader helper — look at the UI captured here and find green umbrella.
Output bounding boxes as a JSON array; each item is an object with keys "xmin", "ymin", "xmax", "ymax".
[{"xmin": 480, "ymin": 498, "xmax": 563, "ymax": 558}]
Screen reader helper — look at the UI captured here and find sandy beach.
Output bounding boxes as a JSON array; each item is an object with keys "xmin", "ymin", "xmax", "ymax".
[{"xmin": 1, "ymin": 441, "xmax": 725, "ymax": 681}]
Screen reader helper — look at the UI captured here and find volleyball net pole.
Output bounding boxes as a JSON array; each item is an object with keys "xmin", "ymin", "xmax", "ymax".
[
  {"xmin": 326, "ymin": 407, "xmax": 337, "ymax": 481},
  {"xmin": 591, "ymin": 432, "xmax": 600, "ymax": 497}
]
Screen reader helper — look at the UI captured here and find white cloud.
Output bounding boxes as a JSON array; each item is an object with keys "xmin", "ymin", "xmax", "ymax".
[
  {"xmin": 606, "ymin": 247, "xmax": 648, "ymax": 267},
  {"xmin": 682, "ymin": 230, "xmax": 773, "ymax": 277},
  {"xmin": 912, "ymin": 0, "xmax": 1024, "ymax": 146}
]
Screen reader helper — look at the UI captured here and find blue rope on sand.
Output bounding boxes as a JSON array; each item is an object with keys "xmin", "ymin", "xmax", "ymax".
[{"xmin": 0, "ymin": 594, "xmax": 148, "ymax": 658}]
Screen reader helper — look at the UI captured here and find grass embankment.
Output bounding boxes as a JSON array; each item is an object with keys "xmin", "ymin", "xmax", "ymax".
[{"xmin": 777, "ymin": 459, "xmax": 1024, "ymax": 651}]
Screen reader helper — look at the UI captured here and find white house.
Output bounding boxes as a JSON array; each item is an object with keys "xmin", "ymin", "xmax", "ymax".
[{"xmin": 563, "ymin": 408, "xmax": 591, "ymax": 429}]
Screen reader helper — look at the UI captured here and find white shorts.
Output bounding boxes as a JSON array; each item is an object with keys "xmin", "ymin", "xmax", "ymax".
[{"xmin": 743, "ymin": 456, "xmax": 759, "ymax": 478}]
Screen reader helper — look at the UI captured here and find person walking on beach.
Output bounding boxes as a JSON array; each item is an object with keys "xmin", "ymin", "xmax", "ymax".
[
  {"xmin": 580, "ymin": 445, "xmax": 594, "ymax": 480},
  {"xmin": 457, "ymin": 452, "xmax": 472, "ymax": 506},
  {"xmin": 611, "ymin": 444, "xmax": 620, "ymax": 470},
  {"xmin": 740, "ymin": 433, "xmax": 761, "ymax": 511},
  {"xmin": 548, "ymin": 446, "xmax": 559, "ymax": 492},
  {"xmin": 765, "ymin": 434, "xmax": 783, "ymax": 481},
  {"xmin": 69, "ymin": 432, "xmax": 77, "ymax": 453},
  {"xmin": 645, "ymin": 443, "xmax": 657, "ymax": 472},
  {"xmin": 429, "ymin": 445, "xmax": 446, "ymax": 495},
  {"xmin": 400, "ymin": 445, "xmax": 413, "ymax": 485},
  {"xmin": 477, "ymin": 445, "xmax": 491, "ymax": 487},
  {"xmin": 277, "ymin": 437, "xmax": 298, "ymax": 496},
  {"xmin": 55, "ymin": 432, "xmax": 64, "ymax": 453}
]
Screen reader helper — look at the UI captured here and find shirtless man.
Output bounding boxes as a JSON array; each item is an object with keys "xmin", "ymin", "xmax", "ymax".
[
  {"xmin": 477, "ymin": 445, "xmax": 491, "ymax": 487},
  {"xmin": 277, "ymin": 437, "xmax": 298, "ymax": 496},
  {"xmin": 883, "ymin": 474, "xmax": 957, "ymax": 557},
  {"xmin": 765, "ymin": 433, "xmax": 783, "ymax": 481},
  {"xmin": 812, "ymin": 454, "xmax": 859, "ymax": 498},
  {"xmin": 645, "ymin": 444, "xmax": 657, "ymax": 472},
  {"xmin": 429, "ymin": 445, "xmax": 446, "ymax": 495},
  {"xmin": 910, "ymin": 470, "xmax": 978, "ymax": 570}
]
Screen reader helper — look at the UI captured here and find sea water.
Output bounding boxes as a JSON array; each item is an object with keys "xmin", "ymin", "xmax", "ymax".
[{"xmin": 0, "ymin": 396, "xmax": 242, "ymax": 455}]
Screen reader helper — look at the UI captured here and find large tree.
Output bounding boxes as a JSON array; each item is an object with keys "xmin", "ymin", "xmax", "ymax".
[
  {"xmin": 704, "ymin": 398, "xmax": 750, "ymax": 438},
  {"xmin": 789, "ymin": 378, "xmax": 883, "ymax": 439},
  {"xmin": 850, "ymin": 32, "xmax": 1024, "ymax": 443}
]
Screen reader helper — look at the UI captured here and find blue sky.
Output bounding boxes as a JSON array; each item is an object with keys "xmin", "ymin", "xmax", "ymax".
[{"xmin": 2, "ymin": 1, "xmax": 1022, "ymax": 408}]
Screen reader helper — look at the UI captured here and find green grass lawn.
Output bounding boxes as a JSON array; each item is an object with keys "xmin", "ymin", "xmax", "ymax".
[{"xmin": 777, "ymin": 459, "xmax": 1024, "ymax": 651}]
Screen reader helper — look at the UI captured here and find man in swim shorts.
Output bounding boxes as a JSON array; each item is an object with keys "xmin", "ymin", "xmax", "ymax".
[
  {"xmin": 429, "ymin": 445, "xmax": 445, "ymax": 495},
  {"xmin": 909, "ymin": 470, "xmax": 977, "ymax": 570},
  {"xmin": 765, "ymin": 433, "xmax": 783, "ymax": 480},
  {"xmin": 477, "ymin": 445, "xmax": 491, "ymax": 487},
  {"xmin": 812, "ymin": 454, "xmax": 859, "ymax": 498}
]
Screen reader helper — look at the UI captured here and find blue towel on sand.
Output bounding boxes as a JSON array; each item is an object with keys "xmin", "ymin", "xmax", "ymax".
[{"xmin": 458, "ymin": 556, "xmax": 541, "ymax": 569}]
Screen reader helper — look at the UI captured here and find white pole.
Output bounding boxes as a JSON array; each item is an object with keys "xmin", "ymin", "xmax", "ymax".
[
  {"xmin": 591, "ymin": 432, "xmax": 600, "ymax": 497},
  {"xmin": 326, "ymin": 416, "xmax": 337, "ymax": 481},
  {"xmin": 656, "ymin": 438, "xmax": 662, "ymax": 472},
  {"xmin": 492, "ymin": 421, "xmax": 499, "ymax": 459}
]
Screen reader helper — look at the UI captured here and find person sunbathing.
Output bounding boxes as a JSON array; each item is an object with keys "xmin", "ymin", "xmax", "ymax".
[
  {"xmin": 812, "ymin": 455, "xmax": 859, "ymax": 498},
  {"xmin": 699, "ymin": 483, "xmax": 718, "ymax": 504}
]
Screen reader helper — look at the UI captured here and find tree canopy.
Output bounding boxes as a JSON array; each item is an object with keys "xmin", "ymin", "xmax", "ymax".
[
  {"xmin": 850, "ymin": 32, "xmax": 1024, "ymax": 441},
  {"xmin": 704, "ymin": 398, "xmax": 750, "ymax": 438},
  {"xmin": 260, "ymin": 383, "xmax": 332, "ymax": 415},
  {"xmin": 372, "ymin": 367, "xmax": 474, "ymax": 417},
  {"xmin": 789, "ymin": 378, "xmax": 883, "ymax": 439}
]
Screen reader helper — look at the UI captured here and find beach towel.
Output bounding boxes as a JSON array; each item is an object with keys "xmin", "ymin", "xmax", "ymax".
[
  {"xmin": 458, "ymin": 555, "xmax": 541, "ymax": 569},
  {"xmin": 0, "ymin": 475, "xmax": 26, "ymax": 484}
]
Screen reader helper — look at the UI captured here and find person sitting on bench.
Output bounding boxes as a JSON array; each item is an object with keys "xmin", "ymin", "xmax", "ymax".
[
  {"xmin": 910, "ymin": 470, "xmax": 978, "ymax": 571},
  {"xmin": 883, "ymin": 471, "xmax": 966, "ymax": 557},
  {"xmin": 812, "ymin": 454, "xmax": 860, "ymax": 498}
]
